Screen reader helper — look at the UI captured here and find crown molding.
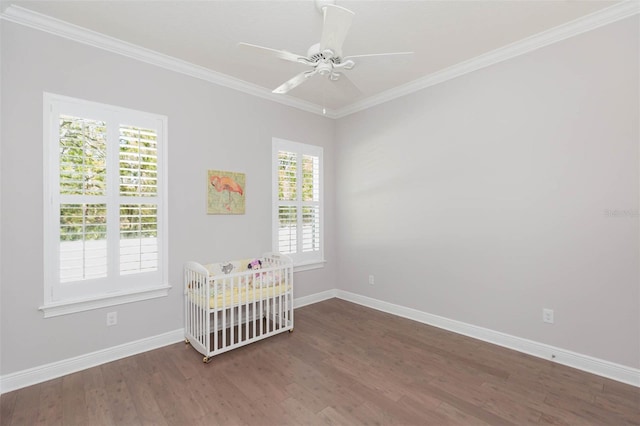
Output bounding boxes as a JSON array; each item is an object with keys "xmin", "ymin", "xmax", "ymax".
[
  {"xmin": 333, "ymin": 0, "xmax": 640, "ymax": 118},
  {"xmin": 0, "ymin": 4, "xmax": 329, "ymax": 117},
  {"xmin": 2, "ymin": 2, "xmax": 638, "ymax": 120}
]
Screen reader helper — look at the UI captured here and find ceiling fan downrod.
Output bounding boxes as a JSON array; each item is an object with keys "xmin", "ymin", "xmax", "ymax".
[{"xmin": 314, "ymin": 0, "xmax": 336, "ymax": 14}]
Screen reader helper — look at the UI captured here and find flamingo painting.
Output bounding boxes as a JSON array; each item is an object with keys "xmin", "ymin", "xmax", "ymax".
[{"xmin": 207, "ymin": 170, "xmax": 246, "ymax": 214}]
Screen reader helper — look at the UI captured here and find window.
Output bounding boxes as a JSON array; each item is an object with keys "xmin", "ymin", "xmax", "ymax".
[
  {"xmin": 272, "ymin": 138, "xmax": 324, "ymax": 270},
  {"xmin": 42, "ymin": 93, "xmax": 169, "ymax": 317}
]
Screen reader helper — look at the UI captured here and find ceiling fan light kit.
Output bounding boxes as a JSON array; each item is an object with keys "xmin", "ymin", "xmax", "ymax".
[{"xmin": 238, "ymin": 2, "xmax": 413, "ymax": 96}]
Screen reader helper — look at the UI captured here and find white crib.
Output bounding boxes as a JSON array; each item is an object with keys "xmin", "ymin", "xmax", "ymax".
[{"xmin": 183, "ymin": 252, "xmax": 294, "ymax": 362}]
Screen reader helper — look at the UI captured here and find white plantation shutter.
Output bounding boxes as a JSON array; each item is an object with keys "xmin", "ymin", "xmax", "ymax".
[
  {"xmin": 278, "ymin": 205, "xmax": 297, "ymax": 254},
  {"xmin": 301, "ymin": 154, "xmax": 320, "ymax": 253},
  {"xmin": 119, "ymin": 125, "xmax": 158, "ymax": 197},
  {"xmin": 43, "ymin": 94, "xmax": 169, "ymax": 316},
  {"xmin": 302, "ymin": 206, "xmax": 320, "ymax": 252},
  {"xmin": 119, "ymin": 204, "xmax": 158, "ymax": 274},
  {"xmin": 272, "ymin": 138, "xmax": 324, "ymax": 267},
  {"xmin": 58, "ymin": 115, "xmax": 109, "ymax": 283},
  {"xmin": 118, "ymin": 125, "xmax": 159, "ymax": 275},
  {"xmin": 59, "ymin": 203, "xmax": 108, "ymax": 282}
]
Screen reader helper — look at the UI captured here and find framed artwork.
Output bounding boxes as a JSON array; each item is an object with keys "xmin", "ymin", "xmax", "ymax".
[{"xmin": 207, "ymin": 170, "xmax": 246, "ymax": 215}]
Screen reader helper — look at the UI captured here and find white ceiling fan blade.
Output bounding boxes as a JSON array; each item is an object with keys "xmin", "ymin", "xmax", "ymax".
[
  {"xmin": 343, "ymin": 52, "xmax": 414, "ymax": 63},
  {"xmin": 319, "ymin": 5, "xmax": 354, "ymax": 58},
  {"xmin": 238, "ymin": 42, "xmax": 306, "ymax": 64},
  {"xmin": 273, "ymin": 70, "xmax": 318, "ymax": 94}
]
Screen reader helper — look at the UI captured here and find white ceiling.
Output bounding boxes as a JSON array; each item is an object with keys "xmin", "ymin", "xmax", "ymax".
[{"xmin": 2, "ymin": 0, "xmax": 626, "ymax": 113}]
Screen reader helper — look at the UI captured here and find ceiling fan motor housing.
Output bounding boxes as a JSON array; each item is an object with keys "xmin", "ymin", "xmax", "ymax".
[{"xmin": 306, "ymin": 42, "xmax": 342, "ymax": 64}]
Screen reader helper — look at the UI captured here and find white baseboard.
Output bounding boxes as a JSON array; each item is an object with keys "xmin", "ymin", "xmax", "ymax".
[
  {"xmin": 294, "ymin": 289, "xmax": 337, "ymax": 309},
  {"xmin": 3, "ymin": 289, "xmax": 637, "ymax": 394},
  {"xmin": 335, "ymin": 290, "xmax": 640, "ymax": 387},
  {"xmin": 0, "ymin": 329, "xmax": 184, "ymax": 394},
  {"xmin": 0, "ymin": 291, "xmax": 335, "ymax": 394}
]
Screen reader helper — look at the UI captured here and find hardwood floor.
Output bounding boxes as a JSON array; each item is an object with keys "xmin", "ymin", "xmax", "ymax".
[{"xmin": 2, "ymin": 298, "xmax": 639, "ymax": 425}]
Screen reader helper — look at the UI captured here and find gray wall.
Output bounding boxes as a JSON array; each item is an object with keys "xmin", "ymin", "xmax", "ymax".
[
  {"xmin": 0, "ymin": 22, "xmax": 336, "ymax": 375},
  {"xmin": 335, "ymin": 17, "xmax": 639, "ymax": 369},
  {"xmin": 2, "ymin": 14, "xmax": 638, "ymax": 377}
]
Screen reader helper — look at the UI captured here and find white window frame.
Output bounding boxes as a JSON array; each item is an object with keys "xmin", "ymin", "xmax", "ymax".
[
  {"xmin": 272, "ymin": 138, "xmax": 325, "ymax": 271},
  {"xmin": 41, "ymin": 93, "xmax": 170, "ymax": 317}
]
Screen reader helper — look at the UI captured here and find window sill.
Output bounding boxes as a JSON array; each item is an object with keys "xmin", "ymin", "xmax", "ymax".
[
  {"xmin": 39, "ymin": 285, "xmax": 172, "ymax": 318},
  {"xmin": 294, "ymin": 260, "xmax": 326, "ymax": 273}
]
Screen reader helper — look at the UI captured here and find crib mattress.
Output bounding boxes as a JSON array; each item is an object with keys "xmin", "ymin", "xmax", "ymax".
[{"xmin": 189, "ymin": 284, "xmax": 291, "ymax": 309}]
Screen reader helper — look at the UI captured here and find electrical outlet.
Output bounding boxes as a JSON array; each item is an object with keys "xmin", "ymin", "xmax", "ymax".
[
  {"xmin": 368, "ymin": 275, "xmax": 375, "ymax": 285},
  {"xmin": 542, "ymin": 308, "xmax": 554, "ymax": 324},
  {"xmin": 107, "ymin": 311, "xmax": 118, "ymax": 326}
]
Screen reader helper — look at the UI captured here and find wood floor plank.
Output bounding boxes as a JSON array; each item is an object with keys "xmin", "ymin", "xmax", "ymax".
[
  {"xmin": 417, "ymin": 379, "xmax": 515, "ymax": 425},
  {"xmin": 124, "ymin": 374, "xmax": 169, "ymax": 426},
  {"xmin": 0, "ymin": 388, "xmax": 17, "ymax": 425},
  {"xmin": 436, "ymin": 401, "xmax": 495, "ymax": 426},
  {"xmin": 9, "ymin": 384, "xmax": 41, "ymax": 426},
  {"xmin": 316, "ymin": 405, "xmax": 359, "ymax": 425},
  {"xmin": 147, "ymin": 370, "xmax": 205, "ymax": 426},
  {"xmin": 428, "ymin": 371, "xmax": 492, "ymax": 407},
  {"xmin": 250, "ymin": 394, "xmax": 290, "ymax": 425},
  {"xmin": 99, "ymin": 358, "xmax": 143, "ymax": 426},
  {"xmin": 60, "ymin": 372, "xmax": 89, "ymax": 426},
  {"xmin": 304, "ymin": 361, "xmax": 367, "ymax": 407},
  {"xmin": 481, "ymin": 390, "xmax": 543, "ymax": 424},
  {"xmin": 537, "ymin": 411, "xmax": 601, "ymax": 426},
  {"xmin": 198, "ymin": 368, "xmax": 268, "ymax": 425},
  {"xmin": 325, "ymin": 353, "xmax": 407, "ymax": 402},
  {"xmin": 35, "ymin": 378, "xmax": 63, "ymax": 426},
  {"xmin": 106, "ymin": 380, "xmax": 140, "ymax": 425},
  {"xmin": 601, "ymin": 376, "xmax": 640, "ymax": 402},
  {"xmin": 82, "ymin": 366, "xmax": 106, "ymax": 392},
  {"xmin": 593, "ymin": 392, "xmax": 640, "ymax": 424},
  {"xmin": 285, "ymin": 382, "xmax": 329, "ymax": 414},
  {"xmin": 279, "ymin": 396, "xmax": 322, "ymax": 425},
  {"xmin": 544, "ymin": 390, "xmax": 636, "ymax": 426},
  {"xmin": 392, "ymin": 394, "xmax": 452, "ymax": 424},
  {"xmin": 12, "ymin": 380, "xmax": 41, "ymax": 414},
  {"xmin": 487, "ymin": 377, "xmax": 603, "ymax": 426},
  {"xmin": 2, "ymin": 298, "xmax": 639, "ymax": 425},
  {"xmin": 85, "ymin": 387, "xmax": 116, "ymax": 426},
  {"xmin": 350, "ymin": 399, "xmax": 431, "ymax": 425},
  {"xmin": 8, "ymin": 406, "xmax": 40, "ymax": 426}
]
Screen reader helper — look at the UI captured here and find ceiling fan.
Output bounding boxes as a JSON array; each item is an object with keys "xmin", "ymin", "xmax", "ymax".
[{"xmin": 238, "ymin": 0, "xmax": 413, "ymax": 96}]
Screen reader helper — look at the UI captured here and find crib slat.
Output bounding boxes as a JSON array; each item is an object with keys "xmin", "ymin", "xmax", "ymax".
[
  {"xmin": 203, "ymin": 270, "xmax": 209, "ymax": 354},
  {"xmin": 244, "ymin": 275, "xmax": 250, "ymax": 340},
  {"xmin": 279, "ymin": 282, "xmax": 283, "ymax": 331},
  {"xmin": 265, "ymin": 271, "xmax": 269, "ymax": 333},
  {"xmin": 230, "ymin": 279, "xmax": 234, "ymax": 345},
  {"xmin": 259, "ymin": 274, "xmax": 264, "ymax": 337},
  {"xmin": 213, "ymin": 276, "xmax": 218, "ymax": 352}
]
